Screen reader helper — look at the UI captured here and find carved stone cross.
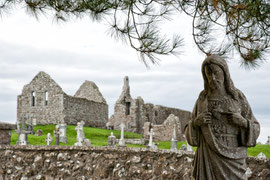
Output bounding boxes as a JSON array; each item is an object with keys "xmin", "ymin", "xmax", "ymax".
[
  {"xmin": 148, "ymin": 128, "xmax": 154, "ymax": 148},
  {"xmin": 45, "ymin": 133, "xmax": 53, "ymax": 145},
  {"xmin": 118, "ymin": 123, "xmax": 126, "ymax": 147},
  {"xmin": 171, "ymin": 125, "xmax": 177, "ymax": 151}
]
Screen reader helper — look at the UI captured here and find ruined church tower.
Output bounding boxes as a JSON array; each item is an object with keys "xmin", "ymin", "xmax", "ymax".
[{"xmin": 111, "ymin": 76, "xmax": 146, "ymax": 133}]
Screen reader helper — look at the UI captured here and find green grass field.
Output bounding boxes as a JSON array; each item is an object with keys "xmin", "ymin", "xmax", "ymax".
[{"xmin": 11, "ymin": 125, "xmax": 270, "ymax": 158}]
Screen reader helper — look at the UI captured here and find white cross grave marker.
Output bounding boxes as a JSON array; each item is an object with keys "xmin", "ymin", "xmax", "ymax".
[{"xmin": 118, "ymin": 123, "xmax": 126, "ymax": 147}]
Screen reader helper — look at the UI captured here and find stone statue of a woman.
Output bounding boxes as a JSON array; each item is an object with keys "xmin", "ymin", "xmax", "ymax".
[{"xmin": 185, "ymin": 55, "xmax": 260, "ymax": 180}]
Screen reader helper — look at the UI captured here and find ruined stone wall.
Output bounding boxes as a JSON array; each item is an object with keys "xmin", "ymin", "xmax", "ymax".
[
  {"xmin": 113, "ymin": 99, "xmax": 137, "ymax": 132},
  {"xmin": 0, "ymin": 145, "xmax": 269, "ymax": 180},
  {"xmin": 63, "ymin": 94, "xmax": 108, "ymax": 127},
  {"xmin": 145, "ymin": 105, "xmax": 191, "ymax": 133},
  {"xmin": 143, "ymin": 114, "xmax": 184, "ymax": 141},
  {"xmin": 113, "ymin": 97, "xmax": 146, "ymax": 134},
  {"xmin": 111, "ymin": 76, "xmax": 191, "ymax": 135},
  {"xmin": 17, "ymin": 72, "xmax": 64, "ymax": 124}
]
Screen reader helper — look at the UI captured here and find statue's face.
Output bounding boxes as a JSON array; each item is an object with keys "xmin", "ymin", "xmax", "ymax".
[{"xmin": 205, "ymin": 64, "xmax": 224, "ymax": 90}]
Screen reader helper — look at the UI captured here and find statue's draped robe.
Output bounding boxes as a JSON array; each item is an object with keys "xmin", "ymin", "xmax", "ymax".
[{"xmin": 185, "ymin": 90, "xmax": 260, "ymax": 180}]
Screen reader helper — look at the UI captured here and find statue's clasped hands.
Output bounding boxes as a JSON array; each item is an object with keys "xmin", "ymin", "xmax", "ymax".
[
  {"xmin": 194, "ymin": 112, "xmax": 212, "ymax": 127},
  {"xmin": 221, "ymin": 111, "xmax": 248, "ymax": 128}
]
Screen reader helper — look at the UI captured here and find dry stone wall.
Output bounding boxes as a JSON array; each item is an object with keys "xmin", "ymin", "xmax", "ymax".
[
  {"xmin": 0, "ymin": 145, "xmax": 269, "ymax": 180},
  {"xmin": 0, "ymin": 145, "xmax": 194, "ymax": 180}
]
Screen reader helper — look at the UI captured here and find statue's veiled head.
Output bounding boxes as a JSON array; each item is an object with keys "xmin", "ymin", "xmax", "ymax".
[{"xmin": 201, "ymin": 55, "xmax": 238, "ymax": 100}]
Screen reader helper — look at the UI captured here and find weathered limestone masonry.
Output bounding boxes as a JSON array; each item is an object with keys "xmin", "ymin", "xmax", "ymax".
[
  {"xmin": 110, "ymin": 76, "xmax": 191, "ymax": 135},
  {"xmin": 0, "ymin": 145, "xmax": 194, "ymax": 180},
  {"xmin": 17, "ymin": 72, "xmax": 108, "ymax": 127},
  {"xmin": 0, "ymin": 145, "xmax": 269, "ymax": 179},
  {"xmin": 143, "ymin": 114, "xmax": 184, "ymax": 141},
  {"xmin": 63, "ymin": 93, "xmax": 108, "ymax": 127}
]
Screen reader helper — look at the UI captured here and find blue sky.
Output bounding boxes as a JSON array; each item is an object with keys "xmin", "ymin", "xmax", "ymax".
[{"xmin": 0, "ymin": 8, "xmax": 269, "ymax": 143}]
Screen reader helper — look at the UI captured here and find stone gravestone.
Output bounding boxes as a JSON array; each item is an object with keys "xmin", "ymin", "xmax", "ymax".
[
  {"xmin": 108, "ymin": 132, "xmax": 116, "ymax": 147},
  {"xmin": 83, "ymin": 139, "xmax": 91, "ymax": 146},
  {"xmin": 54, "ymin": 125, "xmax": 60, "ymax": 145},
  {"xmin": 182, "ymin": 135, "xmax": 193, "ymax": 152},
  {"xmin": 35, "ymin": 129, "xmax": 43, "ymax": 136},
  {"xmin": 16, "ymin": 116, "xmax": 32, "ymax": 145},
  {"xmin": 266, "ymin": 136, "xmax": 270, "ymax": 145},
  {"xmin": 106, "ymin": 122, "xmax": 113, "ymax": 130},
  {"xmin": 170, "ymin": 125, "xmax": 178, "ymax": 151},
  {"xmin": 147, "ymin": 128, "xmax": 156, "ymax": 149},
  {"xmin": 59, "ymin": 122, "xmax": 67, "ymax": 143},
  {"xmin": 185, "ymin": 55, "xmax": 260, "ymax": 180},
  {"xmin": 180, "ymin": 144, "xmax": 187, "ymax": 151},
  {"xmin": 26, "ymin": 115, "xmax": 34, "ymax": 134},
  {"xmin": 74, "ymin": 121, "xmax": 85, "ymax": 146},
  {"xmin": 186, "ymin": 143, "xmax": 193, "ymax": 152},
  {"xmin": 0, "ymin": 122, "xmax": 16, "ymax": 145},
  {"xmin": 118, "ymin": 123, "xmax": 126, "ymax": 147},
  {"xmin": 257, "ymin": 152, "xmax": 267, "ymax": 160},
  {"xmin": 45, "ymin": 133, "xmax": 53, "ymax": 145}
]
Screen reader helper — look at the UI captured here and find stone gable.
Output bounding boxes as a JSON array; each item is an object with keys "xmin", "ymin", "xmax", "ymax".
[{"xmin": 74, "ymin": 80, "xmax": 107, "ymax": 104}]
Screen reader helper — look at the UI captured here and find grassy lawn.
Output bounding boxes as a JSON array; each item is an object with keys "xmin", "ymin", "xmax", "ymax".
[
  {"xmin": 11, "ymin": 125, "xmax": 142, "ymax": 147},
  {"xmin": 10, "ymin": 125, "xmax": 269, "ymax": 158}
]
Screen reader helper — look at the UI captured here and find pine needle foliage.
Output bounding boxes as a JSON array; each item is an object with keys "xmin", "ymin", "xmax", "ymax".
[{"xmin": 0, "ymin": 0, "xmax": 269, "ymax": 67}]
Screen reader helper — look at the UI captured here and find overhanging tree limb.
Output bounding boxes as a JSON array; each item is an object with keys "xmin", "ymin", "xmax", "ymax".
[{"xmin": 0, "ymin": 0, "xmax": 269, "ymax": 68}]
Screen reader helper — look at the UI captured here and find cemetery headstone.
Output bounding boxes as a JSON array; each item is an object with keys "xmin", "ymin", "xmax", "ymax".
[
  {"xmin": 35, "ymin": 129, "xmax": 43, "ymax": 136},
  {"xmin": 186, "ymin": 143, "xmax": 193, "ymax": 152},
  {"xmin": 257, "ymin": 152, "xmax": 267, "ymax": 160},
  {"xmin": 16, "ymin": 116, "xmax": 32, "ymax": 145},
  {"xmin": 59, "ymin": 122, "xmax": 67, "ymax": 143},
  {"xmin": 74, "ymin": 121, "xmax": 85, "ymax": 146},
  {"xmin": 118, "ymin": 123, "xmax": 126, "ymax": 147},
  {"xmin": 108, "ymin": 132, "xmax": 116, "ymax": 147},
  {"xmin": 182, "ymin": 135, "xmax": 193, "ymax": 152},
  {"xmin": 83, "ymin": 139, "xmax": 91, "ymax": 146},
  {"xmin": 54, "ymin": 125, "xmax": 60, "ymax": 145},
  {"xmin": 180, "ymin": 144, "xmax": 187, "ymax": 151},
  {"xmin": 27, "ymin": 124, "xmax": 34, "ymax": 134},
  {"xmin": 170, "ymin": 125, "xmax": 178, "ymax": 151},
  {"xmin": 45, "ymin": 133, "xmax": 53, "ymax": 145},
  {"xmin": 147, "ymin": 128, "xmax": 155, "ymax": 149}
]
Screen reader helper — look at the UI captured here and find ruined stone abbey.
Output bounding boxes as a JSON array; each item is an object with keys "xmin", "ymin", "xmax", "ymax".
[
  {"xmin": 17, "ymin": 71, "xmax": 108, "ymax": 127},
  {"xmin": 17, "ymin": 72, "xmax": 191, "ymax": 138},
  {"xmin": 109, "ymin": 76, "xmax": 191, "ymax": 140}
]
